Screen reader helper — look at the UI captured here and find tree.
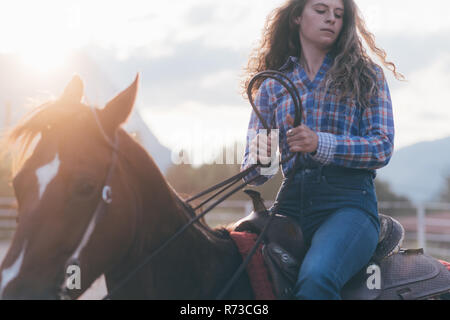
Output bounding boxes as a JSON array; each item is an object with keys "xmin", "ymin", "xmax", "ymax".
[
  {"xmin": 374, "ymin": 179, "xmax": 412, "ymax": 217},
  {"xmin": 439, "ymin": 175, "xmax": 450, "ymax": 203},
  {"xmin": 374, "ymin": 179, "xmax": 410, "ymax": 202},
  {"xmin": 165, "ymin": 144, "xmax": 283, "ymax": 202}
]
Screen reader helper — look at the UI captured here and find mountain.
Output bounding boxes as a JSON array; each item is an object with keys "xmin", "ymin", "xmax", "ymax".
[
  {"xmin": 123, "ymin": 109, "xmax": 172, "ymax": 172},
  {"xmin": 0, "ymin": 51, "xmax": 172, "ymax": 173},
  {"xmin": 377, "ymin": 136, "xmax": 450, "ymax": 203}
]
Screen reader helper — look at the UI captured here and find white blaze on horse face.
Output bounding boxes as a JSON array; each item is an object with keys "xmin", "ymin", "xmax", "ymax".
[
  {"xmin": 70, "ymin": 206, "xmax": 98, "ymax": 262},
  {"xmin": 35, "ymin": 153, "xmax": 60, "ymax": 200},
  {"xmin": 0, "ymin": 243, "xmax": 27, "ymax": 299}
]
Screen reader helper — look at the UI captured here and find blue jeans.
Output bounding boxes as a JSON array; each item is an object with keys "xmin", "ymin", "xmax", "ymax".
[{"xmin": 270, "ymin": 165, "xmax": 380, "ymax": 300}]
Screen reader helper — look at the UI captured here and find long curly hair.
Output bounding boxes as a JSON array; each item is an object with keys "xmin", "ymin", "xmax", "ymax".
[{"xmin": 242, "ymin": 0, "xmax": 404, "ymax": 109}]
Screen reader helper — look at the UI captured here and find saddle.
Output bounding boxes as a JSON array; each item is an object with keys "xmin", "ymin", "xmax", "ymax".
[{"xmin": 232, "ymin": 190, "xmax": 450, "ymax": 300}]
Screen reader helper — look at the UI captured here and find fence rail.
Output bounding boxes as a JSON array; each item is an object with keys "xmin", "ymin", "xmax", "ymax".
[
  {"xmin": 3, "ymin": 197, "xmax": 450, "ymax": 260},
  {"xmin": 211, "ymin": 200, "xmax": 450, "ymax": 260},
  {"xmin": 0, "ymin": 197, "xmax": 17, "ymax": 239}
]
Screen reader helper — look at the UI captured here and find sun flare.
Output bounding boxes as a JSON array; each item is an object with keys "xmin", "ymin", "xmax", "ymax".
[
  {"xmin": 19, "ymin": 48, "xmax": 69, "ymax": 73},
  {"xmin": 0, "ymin": 1, "xmax": 82, "ymax": 72}
]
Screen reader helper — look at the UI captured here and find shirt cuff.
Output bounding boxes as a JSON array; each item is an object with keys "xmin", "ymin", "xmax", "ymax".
[{"xmin": 310, "ymin": 132, "xmax": 337, "ymax": 165}]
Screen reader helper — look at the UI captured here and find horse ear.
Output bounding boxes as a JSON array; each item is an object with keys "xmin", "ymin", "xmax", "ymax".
[
  {"xmin": 101, "ymin": 74, "xmax": 139, "ymax": 130},
  {"xmin": 61, "ymin": 74, "xmax": 84, "ymax": 103}
]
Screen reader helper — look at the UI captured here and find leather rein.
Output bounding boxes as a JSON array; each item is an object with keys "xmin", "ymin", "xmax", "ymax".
[{"xmin": 60, "ymin": 70, "xmax": 304, "ymax": 300}]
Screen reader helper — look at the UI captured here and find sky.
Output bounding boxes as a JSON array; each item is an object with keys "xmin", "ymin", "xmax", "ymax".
[{"xmin": 1, "ymin": 0, "xmax": 450, "ymax": 164}]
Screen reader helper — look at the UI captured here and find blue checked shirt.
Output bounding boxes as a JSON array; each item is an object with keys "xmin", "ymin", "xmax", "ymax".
[{"xmin": 241, "ymin": 52, "xmax": 395, "ymax": 186}]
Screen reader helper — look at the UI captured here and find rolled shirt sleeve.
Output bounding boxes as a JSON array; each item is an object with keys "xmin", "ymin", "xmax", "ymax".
[{"xmin": 311, "ymin": 66, "xmax": 395, "ymax": 170}]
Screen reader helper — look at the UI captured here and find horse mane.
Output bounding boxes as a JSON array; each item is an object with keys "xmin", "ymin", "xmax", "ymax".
[
  {"xmin": 3, "ymin": 99, "xmax": 92, "ymax": 175},
  {"xmin": 175, "ymin": 192, "xmax": 232, "ymax": 241}
]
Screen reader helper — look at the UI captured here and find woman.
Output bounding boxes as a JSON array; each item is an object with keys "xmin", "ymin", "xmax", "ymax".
[{"xmin": 240, "ymin": 0, "xmax": 403, "ymax": 299}]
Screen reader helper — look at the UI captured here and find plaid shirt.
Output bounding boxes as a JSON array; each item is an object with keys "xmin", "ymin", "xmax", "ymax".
[{"xmin": 241, "ymin": 52, "xmax": 395, "ymax": 186}]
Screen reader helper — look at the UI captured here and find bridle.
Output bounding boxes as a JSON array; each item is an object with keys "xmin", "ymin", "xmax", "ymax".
[
  {"xmin": 60, "ymin": 70, "xmax": 304, "ymax": 300},
  {"xmin": 59, "ymin": 108, "xmax": 119, "ymax": 300}
]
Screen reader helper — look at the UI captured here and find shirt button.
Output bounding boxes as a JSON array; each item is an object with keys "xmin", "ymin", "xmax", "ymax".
[{"xmin": 362, "ymin": 190, "xmax": 367, "ymax": 195}]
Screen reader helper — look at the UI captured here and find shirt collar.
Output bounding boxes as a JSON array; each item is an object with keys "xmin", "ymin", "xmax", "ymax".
[{"xmin": 278, "ymin": 51, "xmax": 334, "ymax": 72}]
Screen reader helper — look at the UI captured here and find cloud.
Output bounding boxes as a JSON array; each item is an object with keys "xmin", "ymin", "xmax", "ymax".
[
  {"xmin": 79, "ymin": 0, "xmax": 278, "ymax": 56},
  {"xmin": 199, "ymin": 70, "xmax": 238, "ymax": 89},
  {"xmin": 375, "ymin": 31, "xmax": 450, "ymax": 88},
  {"xmin": 357, "ymin": 0, "xmax": 450, "ymax": 36},
  {"xmin": 391, "ymin": 52, "xmax": 450, "ymax": 148},
  {"xmin": 87, "ymin": 40, "xmax": 248, "ymax": 108},
  {"xmin": 141, "ymin": 102, "xmax": 251, "ymax": 165},
  {"xmin": 185, "ymin": 3, "xmax": 216, "ymax": 26}
]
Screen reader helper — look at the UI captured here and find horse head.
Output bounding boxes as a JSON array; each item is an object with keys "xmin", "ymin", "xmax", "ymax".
[{"xmin": 0, "ymin": 74, "xmax": 145, "ymax": 299}]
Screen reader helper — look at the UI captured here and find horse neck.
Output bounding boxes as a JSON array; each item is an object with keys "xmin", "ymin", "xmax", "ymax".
[{"xmin": 108, "ymin": 132, "xmax": 244, "ymax": 299}]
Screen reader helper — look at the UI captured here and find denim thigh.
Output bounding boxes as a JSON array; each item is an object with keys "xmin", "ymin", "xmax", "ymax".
[
  {"xmin": 270, "ymin": 166, "xmax": 381, "ymax": 299},
  {"xmin": 294, "ymin": 207, "xmax": 379, "ymax": 300}
]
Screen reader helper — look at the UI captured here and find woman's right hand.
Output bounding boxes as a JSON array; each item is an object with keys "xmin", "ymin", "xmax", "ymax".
[{"xmin": 249, "ymin": 133, "xmax": 273, "ymax": 166}]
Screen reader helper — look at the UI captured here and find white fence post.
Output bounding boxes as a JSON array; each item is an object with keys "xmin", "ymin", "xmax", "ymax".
[
  {"xmin": 244, "ymin": 201, "xmax": 252, "ymax": 215},
  {"xmin": 417, "ymin": 202, "xmax": 426, "ymax": 251}
]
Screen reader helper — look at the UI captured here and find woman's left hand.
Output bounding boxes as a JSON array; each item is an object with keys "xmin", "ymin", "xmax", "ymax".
[{"xmin": 286, "ymin": 114, "xmax": 319, "ymax": 153}]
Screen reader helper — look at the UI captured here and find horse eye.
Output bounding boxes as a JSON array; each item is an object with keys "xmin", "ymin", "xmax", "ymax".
[{"xmin": 74, "ymin": 182, "xmax": 96, "ymax": 198}]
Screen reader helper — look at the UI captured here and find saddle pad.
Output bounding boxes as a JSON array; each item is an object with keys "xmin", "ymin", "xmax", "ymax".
[
  {"xmin": 439, "ymin": 260, "xmax": 450, "ymax": 272},
  {"xmin": 229, "ymin": 231, "xmax": 275, "ymax": 300},
  {"xmin": 343, "ymin": 251, "xmax": 450, "ymax": 300}
]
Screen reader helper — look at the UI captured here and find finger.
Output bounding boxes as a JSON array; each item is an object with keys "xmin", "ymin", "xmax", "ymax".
[
  {"xmin": 299, "ymin": 124, "xmax": 312, "ymax": 132},
  {"xmin": 287, "ymin": 127, "xmax": 297, "ymax": 138},
  {"xmin": 286, "ymin": 136, "xmax": 296, "ymax": 145},
  {"xmin": 287, "ymin": 133, "xmax": 304, "ymax": 144},
  {"xmin": 287, "ymin": 140, "xmax": 297, "ymax": 148},
  {"xmin": 290, "ymin": 144, "xmax": 306, "ymax": 153},
  {"xmin": 257, "ymin": 140, "xmax": 269, "ymax": 152},
  {"xmin": 257, "ymin": 134, "xmax": 268, "ymax": 144},
  {"xmin": 288, "ymin": 141, "xmax": 305, "ymax": 149},
  {"xmin": 297, "ymin": 132, "xmax": 309, "ymax": 140},
  {"xmin": 251, "ymin": 148, "xmax": 272, "ymax": 159},
  {"xmin": 258, "ymin": 155, "xmax": 272, "ymax": 165},
  {"xmin": 286, "ymin": 114, "xmax": 294, "ymax": 127},
  {"xmin": 259, "ymin": 146, "xmax": 272, "ymax": 156},
  {"xmin": 255, "ymin": 140, "xmax": 271, "ymax": 153}
]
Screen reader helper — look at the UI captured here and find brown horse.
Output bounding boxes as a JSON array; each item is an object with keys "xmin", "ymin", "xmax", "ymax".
[{"xmin": 0, "ymin": 75, "xmax": 253, "ymax": 299}]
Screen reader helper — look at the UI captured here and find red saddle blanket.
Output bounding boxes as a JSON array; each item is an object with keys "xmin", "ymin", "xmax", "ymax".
[
  {"xmin": 229, "ymin": 231, "xmax": 275, "ymax": 300},
  {"xmin": 440, "ymin": 260, "xmax": 450, "ymax": 272}
]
